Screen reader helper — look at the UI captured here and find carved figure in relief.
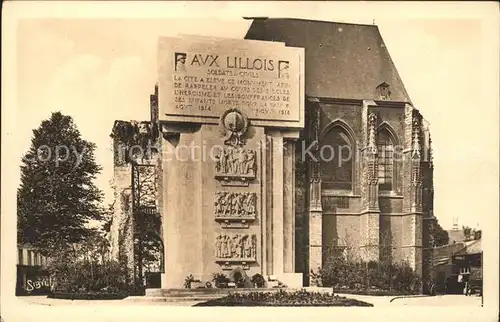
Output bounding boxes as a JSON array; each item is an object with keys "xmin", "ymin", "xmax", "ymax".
[
  {"xmin": 245, "ymin": 150, "xmax": 255, "ymax": 175},
  {"xmin": 215, "ymin": 192, "xmax": 224, "ymax": 214},
  {"xmin": 234, "ymin": 150, "xmax": 241, "ymax": 174},
  {"xmin": 238, "ymin": 193, "xmax": 245, "ymax": 216},
  {"xmin": 215, "ymin": 148, "xmax": 256, "ymax": 177},
  {"xmin": 214, "ymin": 192, "xmax": 256, "ymax": 218},
  {"xmin": 215, "ymin": 236, "xmax": 222, "ymax": 258},
  {"xmin": 222, "ymin": 193, "xmax": 232, "ymax": 216},
  {"xmin": 251, "ymin": 235, "xmax": 257, "ymax": 258},
  {"xmin": 245, "ymin": 193, "xmax": 256, "ymax": 215},
  {"xmin": 220, "ymin": 236, "xmax": 227, "ymax": 258},
  {"xmin": 220, "ymin": 150, "xmax": 228, "ymax": 173},
  {"xmin": 225, "ymin": 235, "xmax": 233, "ymax": 258},
  {"xmin": 227, "ymin": 236, "xmax": 233, "ymax": 257},
  {"xmin": 231, "ymin": 194, "xmax": 239, "ymax": 216},
  {"xmin": 233, "ymin": 235, "xmax": 242, "ymax": 258},
  {"xmin": 224, "ymin": 149, "xmax": 232, "ymax": 174},
  {"xmin": 243, "ymin": 236, "xmax": 252, "ymax": 258},
  {"xmin": 237, "ymin": 149, "xmax": 247, "ymax": 174},
  {"xmin": 215, "ymin": 234, "xmax": 257, "ymax": 260}
]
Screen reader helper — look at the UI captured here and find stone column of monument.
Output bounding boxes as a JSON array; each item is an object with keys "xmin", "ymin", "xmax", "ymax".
[
  {"xmin": 283, "ymin": 138, "xmax": 296, "ymax": 274},
  {"xmin": 306, "ymin": 102, "xmax": 323, "ymax": 285},
  {"xmin": 401, "ymin": 104, "xmax": 424, "ymax": 280},
  {"xmin": 160, "ymin": 123, "xmax": 204, "ymax": 288},
  {"xmin": 359, "ymin": 100, "xmax": 380, "ymax": 261},
  {"xmin": 265, "ymin": 129, "xmax": 301, "ymax": 286}
]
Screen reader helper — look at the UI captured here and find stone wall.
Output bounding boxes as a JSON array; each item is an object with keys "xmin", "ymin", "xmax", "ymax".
[{"xmin": 109, "ymin": 116, "xmax": 162, "ymax": 284}]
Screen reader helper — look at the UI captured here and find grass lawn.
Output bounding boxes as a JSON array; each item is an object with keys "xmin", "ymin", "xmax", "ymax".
[{"xmin": 193, "ymin": 289, "xmax": 373, "ymax": 307}]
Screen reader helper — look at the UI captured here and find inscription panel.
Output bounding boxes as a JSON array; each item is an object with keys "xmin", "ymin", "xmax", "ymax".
[{"xmin": 158, "ymin": 36, "xmax": 302, "ymax": 124}]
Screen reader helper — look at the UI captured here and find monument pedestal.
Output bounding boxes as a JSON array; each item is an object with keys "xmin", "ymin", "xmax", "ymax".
[{"xmin": 160, "ymin": 124, "xmax": 303, "ymax": 289}]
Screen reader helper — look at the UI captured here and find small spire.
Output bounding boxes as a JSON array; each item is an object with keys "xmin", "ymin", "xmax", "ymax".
[
  {"xmin": 367, "ymin": 113, "xmax": 377, "ymax": 154},
  {"xmin": 412, "ymin": 130, "xmax": 421, "ymax": 159}
]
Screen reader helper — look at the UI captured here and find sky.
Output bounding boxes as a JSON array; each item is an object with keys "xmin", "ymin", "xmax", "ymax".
[{"xmin": 10, "ymin": 2, "xmax": 500, "ymax": 230}]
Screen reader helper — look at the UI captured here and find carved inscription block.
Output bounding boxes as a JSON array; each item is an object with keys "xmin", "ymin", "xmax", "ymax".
[
  {"xmin": 214, "ymin": 147, "xmax": 256, "ymax": 185},
  {"xmin": 215, "ymin": 234, "xmax": 257, "ymax": 270}
]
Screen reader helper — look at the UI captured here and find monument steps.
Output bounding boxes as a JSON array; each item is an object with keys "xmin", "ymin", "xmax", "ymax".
[
  {"xmin": 125, "ymin": 294, "xmax": 223, "ymax": 303},
  {"xmin": 144, "ymin": 287, "xmax": 297, "ymax": 298},
  {"xmin": 127, "ymin": 287, "xmax": 335, "ymax": 303}
]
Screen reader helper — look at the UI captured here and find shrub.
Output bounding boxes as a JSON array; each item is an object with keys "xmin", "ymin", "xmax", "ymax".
[
  {"xmin": 312, "ymin": 258, "xmax": 421, "ymax": 295},
  {"xmin": 251, "ymin": 273, "xmax": 266, "ymax": 288},
  {"xmin": 47, "ymin": 258, "xmax": 131, "ymax": 294},
  {"xmin": 212, "ymin": 273, "xmax": 230, "ymax": 288},
  {"xmin": 184, "ymin": 274, "xmax": 201, "ymax": 289},
  {"xmin": 229, "ymin": 267, "xmax": 250, "ymax": 288},
  {"xmin": 233, "ymin": 271, "xmax": 244, "ymax": 287}
]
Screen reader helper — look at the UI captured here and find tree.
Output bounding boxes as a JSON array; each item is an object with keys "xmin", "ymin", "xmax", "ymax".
[
  {"xmin": 101, "ymin": 201, "xmax": 114, "ymax": 236},
  {"xmin": 430, "ymin": 218, "xmax": 449, "ymax": 247},
  {"xmin": 131, "ymin": 164, "xmax": 162, "ymax": 287},
  {"xmin": 17, "ymin": 112, "xmax": 104, "ymax": 256}
]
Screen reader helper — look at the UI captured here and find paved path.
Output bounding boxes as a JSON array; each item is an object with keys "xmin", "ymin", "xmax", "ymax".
[
  {"xmin": 3, "ymin": 294, "xmax": 486, "ymax": 322},
  {"xmin": 18, "ymin": 295, "xmax": 202, "ymax": 306},
  {"xmin": 16, "ymin": 293, "xmax": 483, "ymax": 307},
  {"xmin": 389, "ymin": 294, "xmax": 482, "ymax": 306}
]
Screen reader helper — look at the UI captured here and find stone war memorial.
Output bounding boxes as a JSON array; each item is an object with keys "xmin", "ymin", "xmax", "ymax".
[{"xmin": 109, "ymin": 18, "xmax": 434, "ymax": 292}]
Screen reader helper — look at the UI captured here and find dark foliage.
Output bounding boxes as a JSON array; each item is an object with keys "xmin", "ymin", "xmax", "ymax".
[
  {"xmin": 311, "ymin": 258, "xmax": 421, "ymax": 295},
  {"xmin": 184, "ymin": 274, "xmax": 201, "ymax": 289},
  {"xmin": 48, "ymin": 257, "xmax": 130, "ymax": 294},
  {"xmin": 45, "ymin": 228, "xmax": 137, "ymax": 297},
  {"xmin": 229, "ymin": 267, "xmax": 252, "ymax": 288},
  {"xmin": 194, "ymin": 289, "xmax": 373, "ymax": 307},
  {"xmin": 233, "ymin": 271, "xmax": 244, "ymax": 287},
  {"xmin": 212, "ymin": 273, "xmax": 230, "ymax": 288},
  {"xmin": 131, "ymin": 165, "xmax": 163, "ymax": 287},
  {"xmin": 251, "ymin": 273, "xmax": 266, "ymax": 288},
  {"xmin": 17, "ymin": 112, "xmax": 104, "ymax": 256},
  {"xmin": 431, "ymin": 218, "xmax": 449, "ymax": 247}
]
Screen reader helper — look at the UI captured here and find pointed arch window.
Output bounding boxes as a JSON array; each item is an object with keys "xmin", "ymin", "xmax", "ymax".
[
  {"xmin": 320, "ymin": 125, "xmax": 354, "ymax": 190},
  {"xmin": 377, "ymin": 129, "xmax": 395, "ymax": 191}
]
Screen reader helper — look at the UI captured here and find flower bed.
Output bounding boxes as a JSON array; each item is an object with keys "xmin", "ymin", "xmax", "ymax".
[
  {"xmin": 48, "ymin": 291, "xmax": 128, "ymax": 300},
  {"xmin": 194, "ymin": 289, "xmax": 373, "ymax": 307}
]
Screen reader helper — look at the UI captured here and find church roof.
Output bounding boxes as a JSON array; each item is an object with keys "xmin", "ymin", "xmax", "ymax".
[
  {"xmin": 244, "ymin": 18, "xmax": 412, "ymax": 103},
  {"xmin": 446, "ymin": 229, "xmax": 465, "ymax": 244},
  {"xmin": 454, "ymin": 239, "xmax": 482, "ymax": 256}
]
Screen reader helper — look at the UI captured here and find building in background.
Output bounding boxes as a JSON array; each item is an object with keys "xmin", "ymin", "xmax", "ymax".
[
  {"xmin": 16, "ymin": 244, "xmax": 50, "ymax": 295},
  {"xmin": 432, "ymin": 230, "xmax": 482, "ymax": 294}
]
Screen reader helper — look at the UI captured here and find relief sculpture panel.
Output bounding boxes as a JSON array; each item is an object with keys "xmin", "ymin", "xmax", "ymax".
[
  {"xmin": 215, "ymin": 234, "xmax": 257, "ymax": 270},
  {"xmin": 214, "ymin": 192, "xmax": 257, "ymax": 228},
  {"xmin": 214, "ymin": 147, "xmax": 256, "ymax": 185}
]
